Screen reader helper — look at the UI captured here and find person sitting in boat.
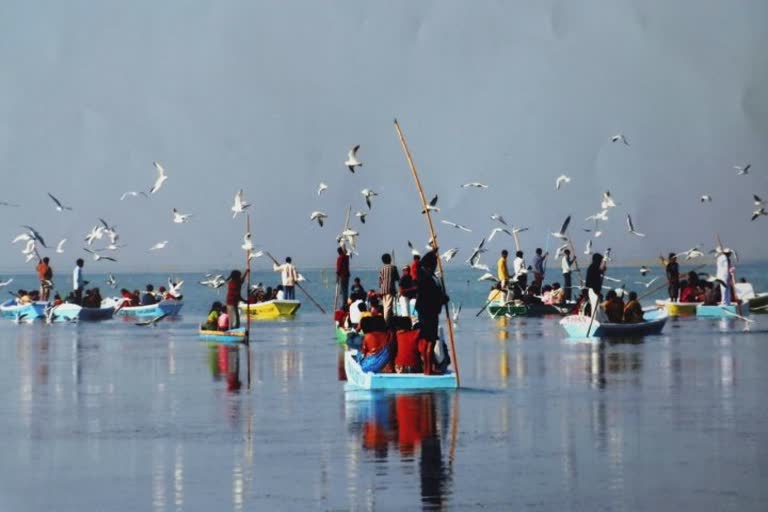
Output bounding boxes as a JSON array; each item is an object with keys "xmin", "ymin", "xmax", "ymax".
[
  {"xmin": 359, "ymin": 330, "xmax": 394, "ymax": 373},
  {"xmin": 275, "ymin": 285, "xmax": 285, "ymax": 300},
  {"xmin": 119, "ymin": 288, "xmax": 134, "ymax": 306},
  {"xmin": 394, "ymin": 329, "xmax": 421, "ymax": 374},
  {"xmin": 348, "ymin": 298, "xmax": 365, "ymax": 328},
  {"xmin": 334, "ymin": 303, "xmax": 349, "ymax": 328},
  {"xmin": 487, "ymin": 283, "xmax": 504, "ymax": 303},
  {"xmin": 368, "ymin": 291, "xmax": 381, "ymax": 312},
  {"xmin": 17, "ymin": 290, "xmax": 32, "ymax": 305},
  {"xmin": 52, "ymin": 293, "xmax": 63, "ymax": 307},
  {"xmin": 157, "ymin": 286, "xmax": 170, "ymax": 301},
  {"xmin": 141, "ymin": 285, "xmax": 157, "ymax": 306},
  {"xmin": 202, "ymin": 301, "xmax": 222, "ymax": 330},
  {"xmin": 602, "ymin": 290, "xmax": 624, "ymax": 323},
  {"xmin": 522, "ymin": 287, "xmax": 543, "ymax": 305},
  {"xmin": 541, "ymin": 285, "xmax": 553, "ymax": 304},
  {"xmin": 29, "ymin": 290, "xmax": 41, "ymax": 302},
  {"xmin": 81, "ymin": 289, "xmax": 95, "ymax": 308},
  {"xmin": 90, "ymin": 288, "xmax": 103, "ymax": 308},
  {"xmin": 550, "ymin": 282, "xmax": 565, "ymax": 305},
  {"xmin": 702, "ymin": 282, "xmax": 720, "ymax": 305},
  {"xmin": 679, "ymin": 279, "xmax": 697, "ymax": 303},
  {"xmin": 131, "ymin": 289, "xmax": 141, "ymax": 306},
  {"xmin": 623, "ymin": 291, "xmax": 644, "ymax": 323},
  {"xmin": 349, "ymin": 277, "xmax": 366, "ymax": 302},
  {"xmin": 574, "ymin": 288, "xmax": 591, "ymax": 315},
  {"xmin": 217, "ymin": 305, "xmax": 230, "ymax": 331}
]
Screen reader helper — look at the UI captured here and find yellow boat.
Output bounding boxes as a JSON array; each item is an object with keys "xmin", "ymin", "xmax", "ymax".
[
  {"xmin": 239, "ymin": 300, "xmax": 301, "ymax": 320},
  {"xmin": 655, "ymin": 300, "xmax": 700, "ymax": 317}
]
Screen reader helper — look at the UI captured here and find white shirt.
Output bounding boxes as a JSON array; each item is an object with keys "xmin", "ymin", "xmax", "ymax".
[
  {"xmin": 716, "ymin": 254, "xmax": 729, "ymax": 282},
  {"xmin": 273, "ymin": 263, "xmax": 298, "ymax": 286},
  {"xmin": 276, "ymin": 289, "xmax": 285, "ymax": 300},
  {"xmin": 561, "ymin": 255, "xmax": 573, "ymax": 274},
  {"xmin": 349, "ymin": 299, "xmax": 364, "ymax": 324},
  {"xmin": 513, "ymin": 257, "xmax": 525, "ymax": 277},
  {"xmin": 72, "ymin": 266, "xmax": 83, "ymax": 290}
]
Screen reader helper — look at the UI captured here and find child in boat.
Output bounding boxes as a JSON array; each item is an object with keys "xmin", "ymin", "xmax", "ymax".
[
  {"xmin": 217, "ymin": 305, "xmax": 230, "ymax": 331},
  {"xmin": 203, "ymin": 301, "xmax": 222, "ymax": 330},
  {"xmin": 17, "ymin": 290, "xmax": 32, "ymax": 304},
  {"xmin": 602, "ymin": 290, "xmax": 624, "ymax": 323},
  {"xmin": 623, "ymin": 291, "xmax": 644, "ymax": 323},
  {"xmin": 395, "ymin": 329, "xmax": 421, "ymax": 373},
  {"xmin": 120, "ymin": 288, "xmax": 134, "ymax": 306}
]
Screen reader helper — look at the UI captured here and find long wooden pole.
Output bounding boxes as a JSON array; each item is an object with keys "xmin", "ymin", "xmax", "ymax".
[
  {"xmin": 567, "ymin": 239, "xmax": 585, "ymax": 286},
  {"xmin": 265, "ymin": 251, "xmax": 327, "ymax": 314},
  {"xmin": 333, "ymin": 206, "xmax": 352, "ymax": 311},
  {"xmin": 394, "ymin": 119, "xmax": 460, "ymax": 388},
  {"xmin": 245, "ymin": 214, "xmax": 252, "ymax": 346}
]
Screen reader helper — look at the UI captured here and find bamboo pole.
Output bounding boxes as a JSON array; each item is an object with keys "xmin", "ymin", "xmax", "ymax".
[
  {"xmin": 333, "ymin": 206, "xmax": 352, "ymax": 311},
  {"xmin": 567, "ymin": 239, "xmax": 585, "ymax": 286},
  {"xmin": 265, "ymin": 251, "xmax": 327, "ymax": 314},
  {"xmin": 394, "ymin": 119, "xmax": 460, "ymax": 388},
  {"xmin": 245, "ymin": 214, "xmax": 252, "ymax": 346}
]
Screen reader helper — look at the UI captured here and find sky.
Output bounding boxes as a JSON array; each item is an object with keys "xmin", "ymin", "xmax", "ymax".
[{"xmin": 0, "ymin": 0, "xmax": 766, "ymax": 274}]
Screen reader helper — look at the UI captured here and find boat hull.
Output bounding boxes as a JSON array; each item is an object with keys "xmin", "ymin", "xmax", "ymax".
[
  {"xmin": 747, "ymin": 294, "xmax": 768, "ymax": 314},
  {"xmin": 560, "ymin": 310, "xmax": 669, "ymax": 338},
  {"xmin": 52, "ymin": 303, "xmax": 114, "ymax": 321},
  {"xmin": 344, "ymin": 350, "xmax": 457, "ymax": 390},
  {"xmin": 655, "ymin": 300, "xmax": 699, "ymax": 317},
  {"xmin": 199, "ymin": 327, "xmax": 247, "ymax": 344},
  {"xmin": 240, "ymin": 300, "xmax": 301, "ymax": 320},
  {"xmin": 114, "ymin": 300, "xmax": 184, "ymax": 318},
  {"xmin": 0, "ymin": 300, "xmax": 47, "ymax": 321},
  {"xmin": 696, "ymin": 304, "xmax": 750, "ymax": 318}
]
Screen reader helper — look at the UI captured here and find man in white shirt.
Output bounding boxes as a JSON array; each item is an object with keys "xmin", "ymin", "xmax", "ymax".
[
  {"xmin": 561, "ymin": 249, "xmax": 575, "ymax": 301},
  {"xmin": 512, "ymin": 250, "xmax": 527, "ymax": 296},
  {"xmin": 72, "ymin": 258, "xmax": 87, "ymax": 304},
  {"xmin": 716, "ymin": 249, "xmax": 733, "ymax": 304},
  {"xmin": 348, "ymin": 299, "xmax": 364, "ymax": 326},
  {"xmin": 273, "ymin": 257, "xmax": 299, "ymax": 300}
]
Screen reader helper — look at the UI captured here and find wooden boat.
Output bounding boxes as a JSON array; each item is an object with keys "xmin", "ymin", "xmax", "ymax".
[
  {"xmin": 199, "ymin": 327, "xmax": 247, "ymax": 344},
  {"xmin": 747, "ymin": 293, "xmax": 768, "ymax": 314},
  {"xmin": 112, "ymin": 299, "xmax": 184, "ymax": 318},
  {"xmin": 51, "ymin": 303, "xmax": 114, "ymax": 322},
  {"xmin": 240, "ymin": 300, "xmax": 301, "ymax": 320},
  {"xmin": 655, "ymin": 300, "xmax": 700, "ymax": 317},
  {"xmin": 344, "ymin": 350, "xmax": 457, "ymax": 390},
  {"xmin": 560, "ymin": 309, "xmax": 669, "ymax": 338},
  {"xmin": 696, "ymin": 304, "xmax": 750, "ymax": 318},
  {"xmin": 0, "ymin": 299, "xmax": 47, "ymax": 321},
  {"xmin": 487, "ymin": 300, "xmax": 570, "ymax": 318}
]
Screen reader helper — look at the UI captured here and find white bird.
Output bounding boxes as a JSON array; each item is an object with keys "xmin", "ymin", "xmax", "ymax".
[
  {"xmin": 56, "ymin": 239, "xmax": 67, "ymax": 254},
  {"xmin": 450, "ymin": 303, "xmax": 461, "ymax": 323},
  {"xmin": 20, "ymin": 225, "xmax": 47, "ymax": 247},
  {"xmin": 47, "ymin": 192, "xmax": 73, "ymax": 211},
  {"xmin": 471, "ymin": 262, "xmax": 491, "ymax": 273},
  {"xmin": 478, "ymin": 272, "xmax": 498, "ymax": 282},
  {"xmin": 361, "ymin": 189, "xmax": 378, "ymax": 209},
  {"xmin": 83, "ymin": 248, "xmax": 117, "ymax": 262},
  {"xmin": 310, "ymin": 211, "xmax": 328, "ymax": 227},
  {"xmin": 461, "ymin": 182, "xmax": 488, "ymax": 189},
  {"xmin": 241, "ymin": 233, "xmax": 253, "ymax": 252},
  {"xmin": 317, "ymin": 182, "xmax": 328, "ymax": 196},
  {"xmin": 488, "ymin": 227, "xmax": 512, "ymax": 242},
  {"xmin": 584, "ymin": 239, "xmax": 593, "ymax": 255},
  {"xmin": 626, "ymin": 214, "xmax": 645, "ymax": 237},
  {"xmin": 11, "ymin": 233, "xmax": 31, "ymax": 244},
  {"xmin": 25, "ymin": 253, "xmax": 35, "ymax": 263},
  {"xmin": 441, "ymin": 248, "xmax": 459, "ymax": 262},
  {"xmin": 700, "ymin": 195, "xmax": 713, "ymax": 203},
  {"xmin": 21, "ymin": 240, "xmax": 36, "ymax": 255},
  {"xmin": 586, "ymin": 210, "xmax": 609, "ymax": 222},
  {"xmin": 490, "ymin": 214, "xmax": 507, "ymax": 225},
  {"xmin": 679, "ymin": 247, "xmax": 704, "ymax": 260},
  {"xmin": 555, "ymin": 175, "xmax": 571, "ymax": 190},
  {"xmin": 466, "ymin": 238, "xmax": 487, "ymax": 267},
  {"xmin": 106, "ymin": 274, "xmax": 118, "ymax": 288},
  {"xmin": 421, "ymin": 195, "xmax": 439, "ymax": 214},
  {"xmin": 640, "ymin": 265, "xmax": 649, "ymax": 276},
  {"xmin": 200, "ymin": 274, "xmax": 226, "ymax": 289},
  {"xmin": 172, "ymin": 208, "xmax": 191, "ymax": 224},
  {"xmin": 150, "ymin": 161, "xmax": 168, "ymax": 194},
  {"xmin": 554, "ymin": 243, "xmax": 569, "ymax": 259},
  {"xmin": 355, "ymin": 211, "xmax": 367, "ymax": 224},
  {"xmin": 120, "ymin": 191, "xmax": 148, "ymax": 201},
  {"xmin": 167, "ymin": 278, "xmax": 184, "ymax": 298},
  {"xmin": 634, "ymin": 277, "xmax": 659, "ymax": 288},
  {"xmin": 149, "ymin": 241, "xmax": 168, "ymax": 251},
  {"xmin": 751, "ymin": 207, "xmax": 767, "ymax": 221},
  {"xmin": 511, "ymin": 226, "xmax": 529, "ymax": 235},
  {"xmin": 249, "ymin": 250, "xmax": 264, "ymax": 261},
  {"xmin": 611, "ymin": 133, "xmax": 630, "ymax": 146},
  {"xmin": 601, "ymin": 191, "xmax": 617, "ymax": 210},
  {"xmin": 551, "ymin": 215, "xmax": 571, "ymax": 240},
  {"xmin": 441, "ymin": 220, "xmax": 472, "ymax": 232},
  {"xmin": 753, "ymin": 194, "xmax": 764, "ymax": 207},
  {"xmin": 345, "ymin": 145, "xmax": 362, "ymax": 173},
  {"xmin": 734, "ymin": 163, "xmax": 751, "ymax": 175},
  {"xmin": 604, "ymin": 247, "xmax": 613, "ymax": 262},
  {"xmin": 0, "ymin": 278, "xmax": 14, "ymax": 289},
  {"xmin": 403, "ymin": 241, "xmax": 419, "ymax": 257},
  {"xmin": 231, "ymin": 189, "xmax": 251, "ymax": 219},
  {"xmin": 603, "ymin": 276, "xmax": 622, "ymax": 283}
]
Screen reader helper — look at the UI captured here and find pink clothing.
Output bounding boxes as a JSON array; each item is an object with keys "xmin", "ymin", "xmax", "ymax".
[{"xmin": 218, "ymin": 312, "xmax": 230, "ymax": 331}]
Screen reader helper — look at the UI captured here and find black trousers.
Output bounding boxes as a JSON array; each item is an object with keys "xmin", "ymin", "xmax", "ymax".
[
  {"xmin": 564, "ymin": 272, "xmax": 572, "ymax": 301},
  {"xmin": 419, "ymin": 315, "xmax": 439, "ymax": 342}
]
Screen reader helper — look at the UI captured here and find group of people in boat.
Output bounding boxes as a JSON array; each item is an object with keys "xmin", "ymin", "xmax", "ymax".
[
  {"xmin": 663, "ymin": 250, "xmax": 752, "ymax": 305},
  {"xmin": 118, "ymin": 283, "xmax": 182, "ymax": 308},
  {"xmin": 335, "ymin": 248, "xmax": 451, "ymax": 375}
]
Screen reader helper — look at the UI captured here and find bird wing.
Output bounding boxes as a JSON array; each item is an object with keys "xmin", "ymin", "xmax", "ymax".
[
  {"xmin": 429, "ymin": 194, "xmax": 438, "ymax": 207},
  {"xmin": 47, "ymin": 193, "xmax": 62, "ymax": 208},
  {"xmin": 560, "ymin": 215, "xmax": 571, "ymax": 235},
  {"xmin": 626, "ymin": 214, "xmax": 634, "ymax": 231}
]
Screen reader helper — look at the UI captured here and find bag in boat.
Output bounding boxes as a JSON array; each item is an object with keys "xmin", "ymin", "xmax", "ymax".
[{"xmin": 360, "ymin": 342, "xmax": 392, "ymax": 373}]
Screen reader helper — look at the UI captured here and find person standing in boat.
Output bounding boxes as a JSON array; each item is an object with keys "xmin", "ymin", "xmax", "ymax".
[
  {"xmin": 72, "ymin": 258, "xmax": 87, "ymax": 305},
  {"xmin": 585, "ymin": 253, "xmax": 606, "ymax": 296},
  {"xmin": 665, "ymin": 253, "xmax": 680, "ymax": 302},
  {"xmin": 378, "ymin": 253, "xmax": 400, "ymax": 326},
  {"xmin": 512, "ymin": 251, "xmax": 527, "ymax": 297},
  {"xmin": 716, "ymin": 248, "xmax": 734, "ymax": 304},
  {"xmin": 561, "ymin": 249, "xmax": 576, "ymax": 302},
  {"xmin": 36, "ymin": 256, "xmax": 53, "ymax": 302},
  {"xmin": 336, "ymin": 247, "xmax": 350, "ymax": 309},
  {"xmin": 497, "ymin": 250, "xmax": 510, "ymax": 290},
  {"xmin": 415, "ymin": 251, "xmax": 449, "ymax": 375},
  {"xmin": 273, "ymin": 257, "xmax": 298, "ymax": 300},
  {"xmin": 226, "ymin": 269, "xmax": 249, "ymax": 329},
  {"xmin": 532, "ymin": 248, "xmax": 548, "ymax": 289}
]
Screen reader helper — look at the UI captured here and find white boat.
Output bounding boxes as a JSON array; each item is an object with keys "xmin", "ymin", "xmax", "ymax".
[{"xmin": 344, "ymin": 350, "xmax": 457, "ymax": 390}]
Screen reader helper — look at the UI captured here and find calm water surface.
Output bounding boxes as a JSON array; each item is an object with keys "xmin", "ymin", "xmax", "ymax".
[{"xmin": 0, "ymin": 268, "xmax": 767, "ymax": 511}]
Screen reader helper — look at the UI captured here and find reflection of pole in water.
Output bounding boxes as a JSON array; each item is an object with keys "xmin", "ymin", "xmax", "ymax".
[
  {"xmin": 174, "ymin": 443, "xmax": 184, "ymax": 510},
  {"xmin": 151, "ymin": 442, "xmax": 166, "ymax": 512}
]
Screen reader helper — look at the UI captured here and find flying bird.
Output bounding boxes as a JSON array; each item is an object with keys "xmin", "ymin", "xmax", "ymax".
[
  {"xmin": 11, "ymin": 233, "xmax": 32, "ymax": 244},
  {"xmin": 450, "ymin": 303, "xmax": 461, "ymax": 323},
  {"xmin": 310, "ymin": 211, "xmax": 328, "ymax": 227},
  {"xmin": 355, "ymin": 211, "xmax": 367, "ymax": 224},
  {"xmin": 634, "ymin": 277, "xmax": 659, "ymax": 288},
  {"xmin": 584, "ymin": 239, "xmax": 593, "ymax": 255},
  {"xmin": 700, "ymin": 195, "xmax": 713, "ymax": 203},
  {"xmin": 150, "ymin": 161, "xmax": 168, "ymax": 194},
  {"xmin": 0, "ymin": 278, "xmax": 14, "ymax": 289},
  {"xmin": 490, "ymin": 214, "xmax": 507, "ymax": 225},
  {"xmin": 47, "ymin": 193, "xmax": 72, "ymax": 211},
  {"xmin": 611, "ymin": 133, "xmax": 630, "ymax": 146},
  {"xmin": 84, "ymin": 225, "xmax": 105, "ymax": 246},
  {"xmin": 345, "ymin": 145, "xmax": 362, "ymax": 173},
  {"xmin": 56, "ymin": 239, "xmax": 66, "ymax": 254},
  {"xmin": 488, "ymin": 227, "xmax": 512, "ymax": 242},
  {"xmin": 751, "ymin": 207, "xmax": 766, "ymax": 221},
  {"xmin": 361, "ymin": 189, "xmax": 378, "ymax": 209},
  {"xmin": 120, "ymin": 191, "xmax": 148, "ymax": 201},
  {"xmin": 461, "ymin": 182, "xmax": 488, "ymax": 189},
  {"xmin": 241, "ymin": 233, "xmax": 254, "ymax": 252},
  {"xmin": 586, "ymin": 210, "xmax": 609, "ymax": 222},
  {"xmin": 106, "ymin": 274, "xmax": 118, "ymax": 288},
  {"xmin": 20, "ymin": 226, "xmax": 47, "ymax": 248},
  {"xmin": 0, "ymin": 201, "xmax": 20, "ymax": 207},
  {"xmin": 317, "ymin": 182, "xmax": 328, "ymax": 196},
  {"xmin": 149, "ymin": 241, "xmax": 168, "ymax": 251},
  {"xmin": 441, "ymin": 220, "xmax": 472, "ymax": 232},
  {"xmin": 753, "ymin": 194, "xmax": 764, "ymax": 206},
  {"xmin": 83, "ymin": 248, "xmax": 117, "ymax": 262},
  {"xmin": 551, "ymin": 215, "xmax": 571, "ymax": 240},
  {"xmin": 626, "ymin": 214, "xmax": 645, "ymax": 237},
  {"xmin": 441, "ymin": 248, "xmax": 459, "ymax": 262},
  {"xmin": 421, "ymin": 195, "xmax": 439, "ymax": 213},
  {"xmin": 601, "ymin": 191, "xmax": 617, "ymax": 210},
  {"xmin": 471, "ymin": 262, "xmax": 491, "ymax": 273},
  {"xmin": 734, "ymin": 164, "xmax": 751, "ymax": 175},
  {"xmin": 478, "ymin": 273, "xmax": 498, "ymax": 282},
  {"xmin": 231, "ymin": 189, "xmax": 251, "ymax": 218},
  {"xmin": 639, "ymin": 265, "xmax": 649, "ymax": 276},
  {"xmin": 172, "ymin": 208, "xmax": 191, "ymax": 224},
  {"xmin": 200, "ymin": 274, "xmax": 226, "ymax": 289},
  {"xmin": 466, "ymin": 238, "xmax": 487, "ymax": 267},
  {"xmin": 555, "ymin": 175, "xmax": 571, "ymax": 190},
  {"xmin": 249, "ymin": 250, "xmax": 264, "ymax": 261},
  {"xmin": 407, "ymin": 241, "xmax": 420, "ymax": 257},
  {"xmin": 511, "ymin": 226, "xmax": 529, "ymax": 235}
]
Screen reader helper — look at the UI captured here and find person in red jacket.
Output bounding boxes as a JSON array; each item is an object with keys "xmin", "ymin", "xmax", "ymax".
[
  {"xmin": 336, "ymin": 247, "xmax": 350, "ymax": 309},
  {"xmin": 226, "ymin": 269, "xmax": 250, "ymax": 329}
]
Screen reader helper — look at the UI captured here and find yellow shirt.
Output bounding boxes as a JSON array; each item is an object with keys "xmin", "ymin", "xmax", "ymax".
[
  {"xmin": 487, "ymin": 289, "xmax": 504, "ymax": 302},
  {"xmin": 497, "ymin": 257, "xmax": 509, "ymax": 283}
]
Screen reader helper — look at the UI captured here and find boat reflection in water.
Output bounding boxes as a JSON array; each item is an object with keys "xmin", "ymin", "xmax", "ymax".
[
  {"xmin": 207, "ymin": 344, "xmax": 242, "ymax": 392},
  {"xmin": 345, "ymin": 390, "xmax": 455, "ymax": 509}
]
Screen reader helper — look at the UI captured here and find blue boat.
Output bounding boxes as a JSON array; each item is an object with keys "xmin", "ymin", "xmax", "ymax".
[
  {"xmin": 51, "ymin": 303, "xmax": 114, "ymax": 322},
  {"xmin": 0, "ymin": 299, "xmax": 47, "ymax": 322},
  {"xmin": 560, "ymin": 309, "xmax": 669, "ymax": 338},
  {"xmin": 199, "ymin": 327, "xmax": 247, "ymax": 344},
  {"xmin": 344, "ymin": 350, "xmax": 457, "ymax": 390},
  {"xmin": 113, "ymin": 299, "xmax": 184, "ymax": 318},
  {"xmin": 696, "ymin": 304, "xmax": 750, "ymax": 318}
]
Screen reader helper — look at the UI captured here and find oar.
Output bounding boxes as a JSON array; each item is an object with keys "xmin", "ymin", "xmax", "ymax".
[
  {"xmin": 245, "ymin": 213, "xmax": 252, "ymax": 346},
  {"xmin": 475, "ymin": 294, "xmax": 499, "ymax": 317},
  {"xmin": 394, "ymin": 119, "xmax": 461, "ymax": 387},
  {"xmin": 265, "ymin": 251, "xmax": 327, "ymax": 314}
]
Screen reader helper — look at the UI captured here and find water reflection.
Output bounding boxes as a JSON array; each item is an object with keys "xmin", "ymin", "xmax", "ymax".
[
  {"xmin": 207, "ymin": 344, "xmax": 242, "ymax": 392},
  {"xmin": 346, "ymin": 391, "xmax": 454, "ymax": 510},
  {"xmin": 583, "ymin": 341, "xmax": 645, "ymax": 390}
]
